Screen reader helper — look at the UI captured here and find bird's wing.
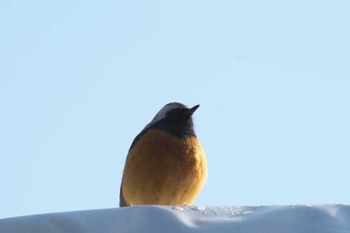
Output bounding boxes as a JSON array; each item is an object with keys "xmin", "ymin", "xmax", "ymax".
[{"xmin": 119, "ymin": 179, "xmax": 128, "ymax": 207}]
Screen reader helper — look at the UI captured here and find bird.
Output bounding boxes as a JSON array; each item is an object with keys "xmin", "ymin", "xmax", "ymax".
[{"xmin": 119, "ymin": 102, "xmax": 207, "ymax": 207}]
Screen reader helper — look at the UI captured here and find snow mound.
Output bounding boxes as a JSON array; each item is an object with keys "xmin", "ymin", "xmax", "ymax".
[{"xmin": 1, "ymin": 205, "xmax": 349, "ymax": 233}]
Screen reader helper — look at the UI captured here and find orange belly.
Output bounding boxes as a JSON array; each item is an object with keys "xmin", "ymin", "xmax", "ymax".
[{"xmin": 122, "ymin": 129, "xmax": 207, "ymax": 206}]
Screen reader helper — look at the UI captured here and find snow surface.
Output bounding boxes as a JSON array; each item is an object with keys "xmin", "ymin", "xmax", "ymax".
[{"xmin": 1, "ymin": 205, "xmax": 349, "ymax": 233}]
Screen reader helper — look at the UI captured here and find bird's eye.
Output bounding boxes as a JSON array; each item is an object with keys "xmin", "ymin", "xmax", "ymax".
[{"xmin": 166, "ymin": 110, "xmax": 178, "ymax": 119}]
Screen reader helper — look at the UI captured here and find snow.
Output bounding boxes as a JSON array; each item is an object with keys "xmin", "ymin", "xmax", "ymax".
[{"xmin": 1, "ymin": 205, "xmax": 349, "ymax": 233}]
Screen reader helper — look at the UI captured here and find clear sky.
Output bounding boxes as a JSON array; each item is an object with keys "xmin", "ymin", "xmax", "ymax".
[{"xmin": 1, "ymin": 0, "xmax": 349, "ymax": 219}]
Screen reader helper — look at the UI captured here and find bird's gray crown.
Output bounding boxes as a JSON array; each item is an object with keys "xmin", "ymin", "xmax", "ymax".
[{"xmin": 145, "ymin": 102, "xmax": 188, "ymax": 128}]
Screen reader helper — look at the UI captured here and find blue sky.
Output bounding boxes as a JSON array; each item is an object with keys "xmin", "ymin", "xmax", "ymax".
[{"xmin": 1, "ymin": 1, "xmax": 349, "ymax": 218}]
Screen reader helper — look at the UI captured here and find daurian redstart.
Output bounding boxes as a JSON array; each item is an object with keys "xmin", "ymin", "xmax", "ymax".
[{"xmin": 119, "ymin": 102, "xmax": 207, "ymax": 207}]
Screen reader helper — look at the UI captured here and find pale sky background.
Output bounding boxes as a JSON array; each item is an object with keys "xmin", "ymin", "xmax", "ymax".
[{"xmin": 1, "ymin": 1, "xmax": 350, "ymax": 219}]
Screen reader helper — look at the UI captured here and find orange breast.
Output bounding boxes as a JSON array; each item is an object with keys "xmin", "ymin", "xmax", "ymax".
[{"xmin": 122, "ymin": 129, "xmax": 207, "ymax": 206}]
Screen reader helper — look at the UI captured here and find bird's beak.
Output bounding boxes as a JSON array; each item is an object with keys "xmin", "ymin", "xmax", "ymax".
[{"xmin": 187, "ymin": 104, "xmax": 200, "ymax": 115}]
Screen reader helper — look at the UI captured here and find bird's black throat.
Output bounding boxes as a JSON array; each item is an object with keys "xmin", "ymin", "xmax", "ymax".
[
  {"xmin": 151, "ymin": 116, "xmax": 196, "ymax": 138},
  {"xmin": 129, "ymin": 114, "xmax": 196, "ymax": 151}
]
